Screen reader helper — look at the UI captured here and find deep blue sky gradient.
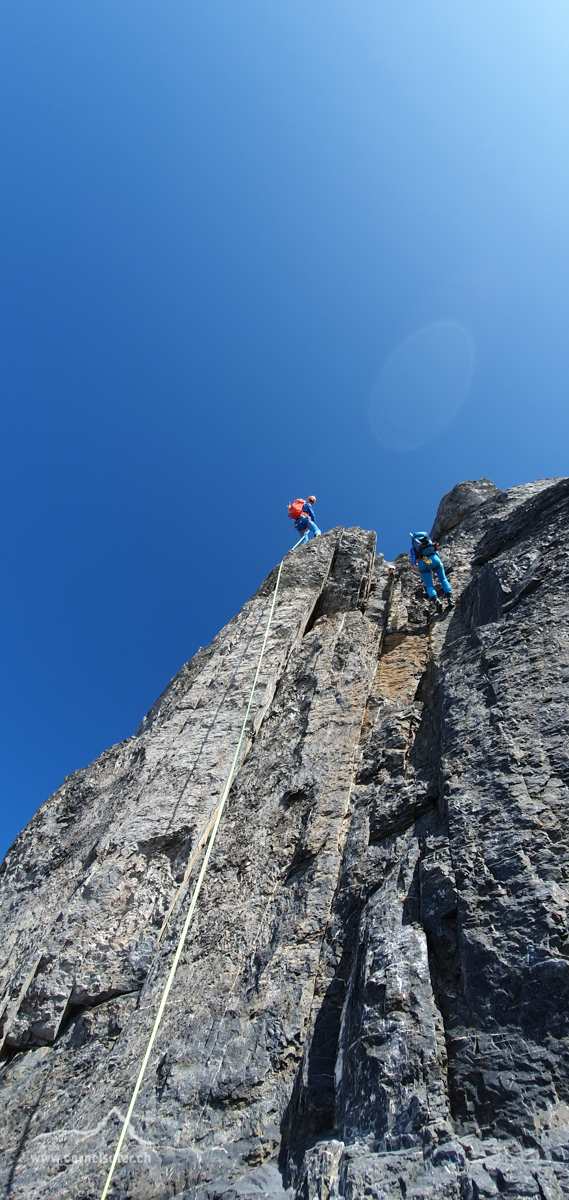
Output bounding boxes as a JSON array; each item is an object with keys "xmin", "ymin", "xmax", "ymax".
[{"xmin": 1, "ymin": 0, "xmax": 568, "ymax": 858}]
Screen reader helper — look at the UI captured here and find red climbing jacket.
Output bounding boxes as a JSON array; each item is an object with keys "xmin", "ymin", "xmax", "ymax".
[{"xmin": 288, "ymin": 499, "xmax": 305, "ymax": 520}]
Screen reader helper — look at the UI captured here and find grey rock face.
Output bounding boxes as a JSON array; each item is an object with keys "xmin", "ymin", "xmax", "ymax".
[
  {"xmin": 430, "ymin": 477, "xmax": 499, "ymax": 541},
  {"xmin": 1, "ymin": 480, "xmax": 569, "ymax": 1200}
]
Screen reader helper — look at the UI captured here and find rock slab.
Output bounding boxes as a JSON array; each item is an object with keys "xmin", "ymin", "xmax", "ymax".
[{"xmin": 1, "ymin": 479, "xmax": 569, "ymax": 1200}]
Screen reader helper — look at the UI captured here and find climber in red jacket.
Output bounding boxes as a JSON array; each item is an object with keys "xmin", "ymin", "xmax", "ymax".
[{"xmin": 287, "ymin": 496, "xmax": 321, "ymax": 544}]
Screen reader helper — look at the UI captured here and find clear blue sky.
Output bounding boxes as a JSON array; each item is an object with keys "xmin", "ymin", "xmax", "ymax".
[{"xmin": 1, "ymin": 0, "xmax": 568, "ymax": 859}]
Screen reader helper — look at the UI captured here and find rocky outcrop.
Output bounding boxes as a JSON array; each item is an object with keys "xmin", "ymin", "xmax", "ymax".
[
  {"xmin": 1, "ymin": 477, "xmax": 569, "ymax": 1200},
  {"xmin": 430, "ymin": 477, "xmax": 498, "ymax": 541}
]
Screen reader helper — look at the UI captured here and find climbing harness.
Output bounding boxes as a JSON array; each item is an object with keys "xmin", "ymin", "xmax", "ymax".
[{"xmin": 100, "ymin": 539, "xmax": 306, "ymax": 1200}]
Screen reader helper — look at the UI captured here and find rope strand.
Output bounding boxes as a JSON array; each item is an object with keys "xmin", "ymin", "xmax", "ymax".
[{"xmin": 100, "ymin": 551, "xmax": 293, "ymax": 1199}]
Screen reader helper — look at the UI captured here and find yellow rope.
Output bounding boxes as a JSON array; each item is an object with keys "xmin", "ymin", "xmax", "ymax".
[{"xmin": 100, "ymin": 552, "xmax": 291, "ymax": 1199}]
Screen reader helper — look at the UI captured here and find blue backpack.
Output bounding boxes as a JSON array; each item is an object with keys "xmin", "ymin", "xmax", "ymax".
[{"xmin": 411, "ymin": 533, "xmax": 439, "ymax": 565}]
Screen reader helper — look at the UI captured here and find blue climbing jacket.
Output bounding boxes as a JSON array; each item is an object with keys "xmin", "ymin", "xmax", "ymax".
[
  {"xmin": 295, "ymin": 502, "xmax": 315, "ymax": 532},
  {"xmin": 410, "ymin": 532, "xmax": 442, "ymax": 571}
]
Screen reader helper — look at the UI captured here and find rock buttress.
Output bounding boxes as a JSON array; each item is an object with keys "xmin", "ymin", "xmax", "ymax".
[{"xmin": 1, "ymin": 483, "xmax": 569, "ymax": 1200}]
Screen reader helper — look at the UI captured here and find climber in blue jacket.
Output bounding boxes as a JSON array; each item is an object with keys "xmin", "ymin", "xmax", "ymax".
[
  {"xmin": 410, "ymin": 532, "xmax": 454, "ymax": 616},
  {"xmin": 290, "ymin": 496, "xmax": 322, "ymax": 544}
]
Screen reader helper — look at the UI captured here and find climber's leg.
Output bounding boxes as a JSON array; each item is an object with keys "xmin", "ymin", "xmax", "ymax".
[
  {"xmin": 419, "ymin": 567, "xmax": 437, "ymax": 599},
  {"xmin": 433, "ymin": 564, "xmax": 452, "ymax": 595}
]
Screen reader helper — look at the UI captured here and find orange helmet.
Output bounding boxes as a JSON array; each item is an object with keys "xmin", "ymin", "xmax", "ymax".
[{"xmin": 307, "ymin": 495, "xmax": 316, "ymax": 503}]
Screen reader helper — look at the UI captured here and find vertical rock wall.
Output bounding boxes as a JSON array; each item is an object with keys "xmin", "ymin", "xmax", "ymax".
[{"xmin": 1, "ymin": 478, "xmax": 569, "ymax": 1200}]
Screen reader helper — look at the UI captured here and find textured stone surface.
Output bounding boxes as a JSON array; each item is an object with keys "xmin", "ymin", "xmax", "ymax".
[
  {"xmin": 2, "ymin": 479, "xmax": 569, "ymax": 1199},
  {"xmin": 430, "ymin": 477, "xmax": 499, "ymax": 541}
]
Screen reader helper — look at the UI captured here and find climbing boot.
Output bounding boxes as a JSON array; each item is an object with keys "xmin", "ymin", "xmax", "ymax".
[
  {"xmin": 430, "ymin": 598, "xmax": 444, "ymax": 619},
  {"xmin": 447, "ymin": 595, "xmax": 455, "ymax": 609}
]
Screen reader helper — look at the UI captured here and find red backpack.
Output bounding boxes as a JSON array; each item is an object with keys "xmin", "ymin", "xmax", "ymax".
[{"xmin": 288, "ymin": 499, "xmax": 305, "ymax": 520}]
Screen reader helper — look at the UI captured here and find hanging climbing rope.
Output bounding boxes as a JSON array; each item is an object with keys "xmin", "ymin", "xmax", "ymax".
[{"xmin": 100, "ymin": 541, "xmax": 303, "ymax": 1199}]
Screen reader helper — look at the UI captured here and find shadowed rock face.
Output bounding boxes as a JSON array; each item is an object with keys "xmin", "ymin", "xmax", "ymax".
[{"xmin": 1, "ymin": 479, "xmax": 569, "ymax": 1200}]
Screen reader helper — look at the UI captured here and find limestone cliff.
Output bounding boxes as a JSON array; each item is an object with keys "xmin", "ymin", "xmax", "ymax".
[{"xmin": 2, "ymin": 477, "xmax": 569, "ymax": 1200}]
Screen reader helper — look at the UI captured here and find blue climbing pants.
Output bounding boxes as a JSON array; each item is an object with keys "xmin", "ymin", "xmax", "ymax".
[
  {"xmin": 419, "ymin": 562, "xmax": 452, "ymax": 599},
  {"xmin": 298, "ymin": 520, "xmax": 321, "ymax": 544}
]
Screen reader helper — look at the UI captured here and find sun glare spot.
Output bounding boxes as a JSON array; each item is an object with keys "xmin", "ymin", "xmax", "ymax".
[{"xmin": 369, "ymin": 321, "xmax": 475, "ymax": 452}]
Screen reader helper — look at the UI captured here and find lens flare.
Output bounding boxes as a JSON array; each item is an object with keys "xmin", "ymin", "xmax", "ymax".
[{"xmin": 369, "ymin": 321, "xmax": 474, "ymax": 452}]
